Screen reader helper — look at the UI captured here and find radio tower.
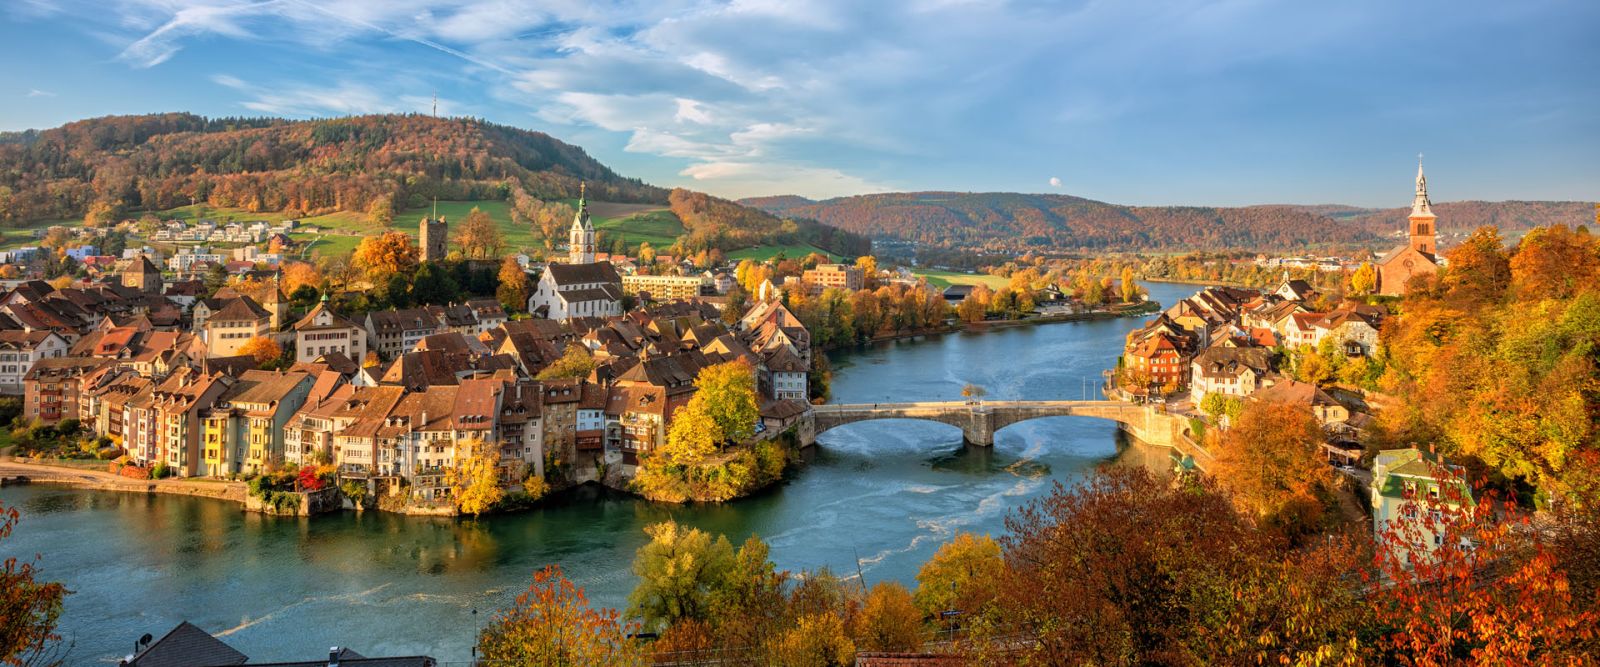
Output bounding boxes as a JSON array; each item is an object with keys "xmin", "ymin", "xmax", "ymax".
[{"xmin": 432, "ymin": 91, "xmax": 438, "ymax": 118}]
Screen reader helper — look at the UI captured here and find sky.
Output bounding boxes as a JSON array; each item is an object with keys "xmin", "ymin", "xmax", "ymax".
[{"xmin": 1, "ymin": 0, "xmax": 1597, "ymax": 206}]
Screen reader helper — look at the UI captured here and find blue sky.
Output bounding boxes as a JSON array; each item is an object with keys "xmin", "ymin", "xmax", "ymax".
[{"xmin": 2, "ymin": 0, "xmax": 1596, "ymax": 206}]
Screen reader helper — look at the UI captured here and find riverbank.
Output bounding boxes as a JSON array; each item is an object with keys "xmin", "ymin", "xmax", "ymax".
[
  {"xmin": 0, "ymin": 459, "xmax": 247, "ymax": 503},
  {"xmin": 836, "ymin": 301, "xmax": 1162, "ymax": 351}
]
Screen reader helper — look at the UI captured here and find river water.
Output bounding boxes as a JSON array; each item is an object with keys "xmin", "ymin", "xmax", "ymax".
[{"xmin": 0, "ymin": 282, "xmax": 1196, "ymax": 665}]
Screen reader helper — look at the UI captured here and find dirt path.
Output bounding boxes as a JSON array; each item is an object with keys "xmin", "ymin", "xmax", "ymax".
[{"xmin": 0, "ymin": 460, "xmax": 247, "ymax": 504}]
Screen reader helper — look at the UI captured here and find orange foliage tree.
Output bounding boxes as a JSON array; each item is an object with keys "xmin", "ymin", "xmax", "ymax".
[
  {"xmin": 1, "ymin": 500, "xmax": 69, "ymax": 666},
  {"xmin": 352, "ymin": 231, "xmax": 418, "ymax": 281},
  {"xmin": 479, "ymin": 565, "xmax": 643, "ymax": 666},
  {"xmin": 237, "ymin": 336, "xmax": 282, "ymax": 366}
]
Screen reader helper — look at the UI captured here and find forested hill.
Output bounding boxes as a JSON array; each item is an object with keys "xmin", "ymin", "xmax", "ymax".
[
  {"xmin": 0, "ymin": 112, "xmax": 665, "ymax": 224},
  {"xmin": 743, "ymin": 191, "xmax": 1594, "ymax": 252}
]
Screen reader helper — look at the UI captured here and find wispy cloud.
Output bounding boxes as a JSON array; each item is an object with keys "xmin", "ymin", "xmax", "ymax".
[
  {"xmin": 26, "ymin": 88, "xmax": 56, "ymax": 98},
  {"xmin": 20, "ymin": 0, "xmax": 1600, "ymax": 202}
]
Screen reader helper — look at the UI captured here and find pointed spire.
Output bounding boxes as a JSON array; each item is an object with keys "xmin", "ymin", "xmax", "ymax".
[
  {"xmin": 578, "ymin": 181, "xmax": 587, "ymax": 211},
  {"xmin": 431, "ymin": 197, "xmax": 438, "ymax": 221},
  {"xmin": 1411, "ymin": 154, "xmax": 1434, "ymax": 218}
]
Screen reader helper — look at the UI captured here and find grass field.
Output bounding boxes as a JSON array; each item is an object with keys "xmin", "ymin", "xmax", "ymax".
[
  {"xmin": 595, "ymin": 209, "xmax": 683, "ymax": 250},
  {"xmin": 915, "ymin": 268, "xmax": 1010, "ymax": 290},
  {"xmin": 0, "ymin": 218, "xmax": 77, "ymax": 250},
  {"xmin": 727, "ymin": 244, "xmax": 842, "ymax": 262}
]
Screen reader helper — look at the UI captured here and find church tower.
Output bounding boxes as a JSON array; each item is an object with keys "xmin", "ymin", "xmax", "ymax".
[
  {"xmin": 568, "ymin": 181, "xmax": 597, "ymax": 264},
  {"xmin": 1408, "ymin": 158, "xmax": 1437, "ymax": 256},
  {"xmin": 420, "ymin": 200, "xmax": 448, "ymax": 263}
]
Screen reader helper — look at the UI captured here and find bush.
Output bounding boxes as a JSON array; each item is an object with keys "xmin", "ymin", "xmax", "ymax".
[{"xmin": 151, "ymin": 461, "xmax": 172, "ymax": 479}]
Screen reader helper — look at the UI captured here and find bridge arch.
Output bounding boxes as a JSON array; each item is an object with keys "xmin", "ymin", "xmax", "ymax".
[{"xmin": 811, "ymin": 401, "xmax": 1159, "ymax": 448}]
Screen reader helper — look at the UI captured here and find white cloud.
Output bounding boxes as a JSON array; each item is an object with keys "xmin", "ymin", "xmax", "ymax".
[
  {"xmin": 26, "ymin": 89, "xmax": 56, "ymax": 98},
  {"xmin": 1049, "ymin": 176, "xmax": 1062, "ymax": 188},
  {"xmin": 69, "ymin": 0, "xmax": 1418, "ymax": 199}
]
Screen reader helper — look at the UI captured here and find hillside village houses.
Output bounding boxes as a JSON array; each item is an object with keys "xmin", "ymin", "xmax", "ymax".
[{"xmin": 6, "ymin": 222, "xmax": 816, "ymax": 509}]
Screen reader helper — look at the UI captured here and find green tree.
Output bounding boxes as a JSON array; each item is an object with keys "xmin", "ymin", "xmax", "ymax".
[
  {"xmin": 627, "ymin": 521, "xmax": 736, "ymax": 631},
  {"xmin": 410, "ymin": 262, "xmax": 459, "ymax": 306}
]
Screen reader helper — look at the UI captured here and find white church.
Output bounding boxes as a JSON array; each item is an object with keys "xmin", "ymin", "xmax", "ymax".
[{"xmin": 527, "ymin": 183, "xmax": 625, "ymax": 321}]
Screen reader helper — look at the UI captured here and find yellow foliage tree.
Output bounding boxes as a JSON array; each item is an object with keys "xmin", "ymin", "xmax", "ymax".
[
  {"xmin": 536, "ymin": 345, "xmax": 596, "ymax": 381},
  {"xmin": 662, "ymin": 401, "xmax": 720, "ymax": 467},
  {"xmin": 913, "ymin": 532, "xmax": 1004, "ymax": 616},
  {"xmin": 693, "ymin": 360, "xmax": 759, "ymax": 445},
  {"xmin": 858, "ymin": 581, "xmax": 924, "ymax": 652},
  {"xmin": 352, "ymin": 230, "xmax": 418, "ymax": 281},
  {"xmin": 1349, "ymin": 261, "xmax": 1377, "ymax": 295},
  {"xmin": 237, "ymin": 336, "xmax": 282, "ymax": 365},
  {"xmin": 447, "ymin": 437, "xmax": 504, "ymax": 518}
]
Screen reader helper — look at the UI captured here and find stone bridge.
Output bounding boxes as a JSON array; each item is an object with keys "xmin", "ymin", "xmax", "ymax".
[{"xmin": 810, "ymin": 400, "xmax": 1193, "ymax": 453}]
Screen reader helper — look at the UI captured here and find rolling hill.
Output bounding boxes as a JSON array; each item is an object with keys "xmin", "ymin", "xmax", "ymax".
[
  {"xmin": 0, "ymin": 112, "xmax": 869, "ymax": 258},
  {"xmin": 743, "ymin": 192, "xmax": 1595, "ymax": 253}
]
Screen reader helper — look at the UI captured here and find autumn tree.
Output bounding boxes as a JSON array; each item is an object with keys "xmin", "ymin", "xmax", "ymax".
[
  {"xmin": 913, "ymin": 532, "xmax": 1003, "ymax": 617},
  {"xmin": 447, "ymin": 437, "xmax": 503, "ymax": 518},
  {"xmin": 454, "ymin": 206, "xmax": 504, "ymax": 259},
  {"xmin": 1348, "ymin": 261, "xmax": 1377, "ymax": 295},
  {"xmin": 0, "ymin": 500, "xmax": 68, "ymax": 666},
  {"xmin": 1370, "ymin": 489, "xmax": 1600, "ymax": 664},
  {"xmin": 352, "ymin": 230, "xmax": 418, "ymax": 281},
  {"xmin": 627, "ymin": 521, "xmax": 736, "ymax": 632},
  {"xmin": 237, "ymin": 336, "xmax": 282, "ymax": 366},
  {"xmin": 83, "ymin": 200, "xmax": 122, "ymax": 228},
  {"xmin": 1212, "ymin": 400, "xmax": 1335, "ymax": 542},
  {"xmin": 662, "ymin": 402, "xmax": 720, "ymax": 467},
  {"xmin": 1509, "ymin": 224, "xmax": 1599, "ymax": 301},
  {"xmin": 479, "ymin": 565, "xmax": 644, "ymax": 667},
  {"xmin": 1119, "ymin": 266, "xmax": 1140, "ymax": 302},
  {"xmin": 693, "ymin": 360, "xmax": 759, "ymax": 444},
  {"xmin": 367, "ymin": 194, "xmax": 394, "ymax": 225},
  {"xmin": 535, "ymin": 345, "xmax": 596, "ymax": 381},
  {"xmin": 279, "ymin": 261, "xmax": 322, "ymax": 295},
  {"xmin": 495, "ymin": 257, "xmax": 530, "ymax": 313},
  {"xmin": 960, "ymin": 383, "xmax": 986, "ymax": 400},
  {"xmin": 1442, "ymin": 225, "xmax": 1510, "ymax": 304},
  {"xmin": 857, "ymin": 582, "xmax": 923, "ymax": 653},
  {"xmin": 978, "ymin": 468, "xmax": 1368, "ymax": 665}
]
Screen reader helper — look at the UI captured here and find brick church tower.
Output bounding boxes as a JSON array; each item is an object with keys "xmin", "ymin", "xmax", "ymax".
[{"xmin": 1407, "ymin": 160, "xmax": 1437, "ymax": 256}]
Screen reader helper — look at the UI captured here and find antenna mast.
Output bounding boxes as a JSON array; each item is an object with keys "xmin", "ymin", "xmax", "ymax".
[{"xmin": 432, "ymin": 91, "xmax": 438, "ymax": 118}]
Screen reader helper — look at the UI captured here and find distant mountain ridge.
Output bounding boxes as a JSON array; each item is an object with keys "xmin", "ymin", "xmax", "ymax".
[
  {"xmin": 0, "ymin": 112, "xmax": 664, "ymax": 224},
  {"xmin": 742, "ymin": 192, "xmax": 1594, "ymax": 252}
]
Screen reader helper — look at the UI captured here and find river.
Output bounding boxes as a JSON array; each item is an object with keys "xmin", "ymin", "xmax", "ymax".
[{"xmin": 0, "ymin": 282, "xmax": 1196, "ymax": 665}]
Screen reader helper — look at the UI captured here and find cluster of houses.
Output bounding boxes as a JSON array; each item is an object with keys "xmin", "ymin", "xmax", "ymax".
[
  {"xmin": 146, "ymin": 217, "xmax": 298, "ymax": 245},
  {"xmin": 1121, "ymin": 278, "xmax": 1384, "ymax": 464},
  {"xmin": 14, "ymin": 215, "xmax": 817, "ymax": 505}
]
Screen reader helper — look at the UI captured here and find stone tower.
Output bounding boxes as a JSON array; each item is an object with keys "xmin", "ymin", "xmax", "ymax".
[
  {"xmin": 1408, "ymin": 158, "xmax": 1437, "ymax": 256},
  {"xmin": 568, "ymin": 182, "xmax": 596, "ymax": 265},
  {"xmin": 420, "ymin": 207, "xmax": 448, "ymax": 263}
]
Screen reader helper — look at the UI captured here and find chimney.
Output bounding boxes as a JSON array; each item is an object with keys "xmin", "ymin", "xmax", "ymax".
[{"xmin": 328, "ymin": 647, "xmax": 340, "ymax": 667}]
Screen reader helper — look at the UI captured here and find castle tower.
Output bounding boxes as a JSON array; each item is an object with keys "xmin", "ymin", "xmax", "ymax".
[
  {"xmin": 1408, "ymin": 157, "xmax": 1437, "ymax": 256},
  {"xmin": 568, "ymin": 182, "xmax": 596, "ymax": 264},
  {"xmin": 420, "ymin": 204, "xmax": 448, "ymax": 263}
]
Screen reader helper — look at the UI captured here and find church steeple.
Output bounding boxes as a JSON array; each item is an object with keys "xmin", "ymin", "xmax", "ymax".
[
  {"xmin": 1407, "ymin": 155, "xmax": 1437, "ymax": 256},
  {"xmin": 1411, "ymin": 155, "xmax": 1434, "ymax": 218},
  {"xmin": 568, "ymin": 180, "xmax": 596, "ymax": 264}
]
